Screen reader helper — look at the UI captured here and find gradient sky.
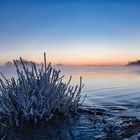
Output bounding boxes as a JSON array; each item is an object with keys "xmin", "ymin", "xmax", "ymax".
[{"xmin": 0, "ymin": 0, "xmax": 140, "ymax": 65}]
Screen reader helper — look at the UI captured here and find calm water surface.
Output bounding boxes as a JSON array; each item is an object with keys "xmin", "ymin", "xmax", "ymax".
[
  {"xmin": 1, "ymin": 65, "xmax": 140, "ymax": 117},
  {"xmin": 1, "ymin": 65, "xmax": 140, "ymax": 139},
  {"xmin": 60, "ymin": 65, "xmax": 140, "ymax": 118}
]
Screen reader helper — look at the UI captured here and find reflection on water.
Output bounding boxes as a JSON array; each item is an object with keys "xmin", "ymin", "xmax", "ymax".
[
  {"xmin": 1, "ymin": 65, "xmax": 140, "ymax": 117},
  {"xmin": 6, "ymin": 114, "xmax": 123, "ymax": 140},
  {"xmin": 6, "ymin": 114, "xmax": 93, "ymax": 140},
  {"xmin": 60, "ymin": 65, "xmax": 140, "ymax": 118},
  {"xmin": 1, "ymin": 65, "xmax": 140, "ymax": 139}
]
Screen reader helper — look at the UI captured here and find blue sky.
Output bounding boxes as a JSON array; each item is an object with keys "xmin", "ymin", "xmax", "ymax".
[{"xmin": 0, "ymin": 0, "xmax": 140, "ymax": 65}]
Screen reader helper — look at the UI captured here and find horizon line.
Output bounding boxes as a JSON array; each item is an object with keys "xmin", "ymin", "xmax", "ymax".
[{"xmin": 0, "ymin": 62, "xmax": 128, "ymax": 67}]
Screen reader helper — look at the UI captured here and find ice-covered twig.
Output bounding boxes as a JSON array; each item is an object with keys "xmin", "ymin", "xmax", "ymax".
[{"xmin": 0, "ymin": 53, "xmax": 85, "ymax": 126}]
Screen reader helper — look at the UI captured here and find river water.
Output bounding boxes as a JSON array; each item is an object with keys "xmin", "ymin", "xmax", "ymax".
[
  {"xmin": 1, "ymin": 65, "xmax": 140, "ymax": 139},
  {"xmin": 59, "ymin": 65, "xmax": 140, "ymax": 118}
]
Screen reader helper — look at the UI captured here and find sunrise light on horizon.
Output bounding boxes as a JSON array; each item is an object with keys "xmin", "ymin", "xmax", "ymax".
[{"xmin": 0, "ymin": 0, "xmax": 140, "ymax": 65}]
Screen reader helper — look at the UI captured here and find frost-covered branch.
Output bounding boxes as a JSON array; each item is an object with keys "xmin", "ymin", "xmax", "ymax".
[{"xmin": 0, "ymin": 53, "xmax": 85, "ymax": 126}]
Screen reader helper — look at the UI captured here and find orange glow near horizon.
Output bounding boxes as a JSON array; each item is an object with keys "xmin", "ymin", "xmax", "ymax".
[
  {"xmin": 0, "ymin": 0, "xmax": 140, "ymax": 68},
  {"xmin": 0, "ymin": 54, "xmax": 137, "ymax": 66},
  {"xmin": 0, "ymin": 40, "xmax": 140, "ymax": 66},
  {"xmin": 49, "ymin": 58, "xmax": 130, "ymax": 65}
]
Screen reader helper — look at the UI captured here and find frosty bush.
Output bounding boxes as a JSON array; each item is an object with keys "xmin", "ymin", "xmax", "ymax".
[{"xmin": 0, "ymin": 53, "xmax": 84, "ymax": 126}]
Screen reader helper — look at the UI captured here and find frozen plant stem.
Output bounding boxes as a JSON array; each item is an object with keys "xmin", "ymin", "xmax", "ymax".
[{"xmin": 0, "ymin": 53, "xmax": 85, "ymax": 126}]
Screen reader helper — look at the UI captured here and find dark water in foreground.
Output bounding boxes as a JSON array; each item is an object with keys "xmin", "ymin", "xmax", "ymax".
[
  {"xmin": 6, "ymin": 114, "xmax": 102, "ymax": 140},
  {"xmin": 1, "ymin": 65, "xmax": 140, "ymax": 139},
  {"xmin": 6, "ymin": 113, "xmax": 126, "ymax": 140}
]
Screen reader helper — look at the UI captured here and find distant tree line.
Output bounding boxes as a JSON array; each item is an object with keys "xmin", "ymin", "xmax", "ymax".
[
  {"xmin": 5, "ymin": 59, "xmax": 38, "ymax": 67},
  {"xmin": 128, "ymin": 60, "xmax": 140, "ymax": 66}
]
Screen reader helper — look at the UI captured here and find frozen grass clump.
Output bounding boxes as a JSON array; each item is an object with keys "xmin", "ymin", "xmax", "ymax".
[{"xmin": 0, "ymin": 53, "xmax": 84, "ymax": 126}]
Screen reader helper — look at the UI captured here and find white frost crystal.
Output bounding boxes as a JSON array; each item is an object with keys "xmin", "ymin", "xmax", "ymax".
[{"xmin": 0, "ymin": 53, "xmax": 85, "ymax": 126}]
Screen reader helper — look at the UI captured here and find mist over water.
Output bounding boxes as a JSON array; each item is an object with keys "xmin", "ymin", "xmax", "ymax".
[
  {"xmin": 54, "ymin": 65, "xmax": 140, "ymax": 118},
  {"xmin": 1, "ymin": 65, "xmax": 140, "ymax": 139},
  {"xmin": 1, "ymin": 65, "xmax": 140, "ymax": 118}
]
